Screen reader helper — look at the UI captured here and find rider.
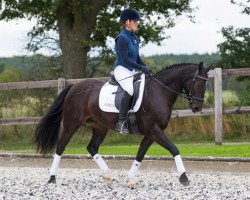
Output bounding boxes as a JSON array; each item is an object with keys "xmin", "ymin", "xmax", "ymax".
[{"xmin": 114, "ymin": 8, "xmax": 152, "ymax": 134}]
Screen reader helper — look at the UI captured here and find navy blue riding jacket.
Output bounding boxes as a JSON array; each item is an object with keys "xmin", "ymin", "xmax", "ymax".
[{"xmin": 114, "ymin": 28, "xmax": 145, "ymax": 71}]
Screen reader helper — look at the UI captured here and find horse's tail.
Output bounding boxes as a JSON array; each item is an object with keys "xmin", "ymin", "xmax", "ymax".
[{"xmin": 34, "ymin": 85, "xmax": 73, "ymax": 154}]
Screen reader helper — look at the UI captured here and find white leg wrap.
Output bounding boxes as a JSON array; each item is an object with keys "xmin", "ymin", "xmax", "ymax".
[
  {"xmin": 93, "ymin": 154, "xmax": 109, "ymax": 173},
  {"xmin": 50, "ymin": 154, "xmax": 61, "ymax": 176},
  {"xmin": 174, "ymin": 155, "xmax": 186, "ymax": 175},
  {"xmin": 128, "ymin": 160, "xmax": 141, "ymax": 179}
]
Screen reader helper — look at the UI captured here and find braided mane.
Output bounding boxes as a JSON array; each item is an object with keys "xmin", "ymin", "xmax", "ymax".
[{"xmin": 154, "ymin": 63, "xmax": 198, "ymax": 76}]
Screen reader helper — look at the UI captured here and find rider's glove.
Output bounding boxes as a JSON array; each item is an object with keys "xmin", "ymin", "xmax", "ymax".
[{"xmin": 141, "ymin": 66, "xmax": 152, "ymax": 75}]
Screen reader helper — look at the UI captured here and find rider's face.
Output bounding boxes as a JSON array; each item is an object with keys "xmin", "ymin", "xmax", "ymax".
[{"xmin": 125, "ymin": 20, "xmax": 139, "ymax": 31}]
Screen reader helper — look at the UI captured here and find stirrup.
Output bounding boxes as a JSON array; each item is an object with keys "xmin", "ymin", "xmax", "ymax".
[{"xmin": 115, "ymin": 120, "xmax": 129, "ymax": 134}]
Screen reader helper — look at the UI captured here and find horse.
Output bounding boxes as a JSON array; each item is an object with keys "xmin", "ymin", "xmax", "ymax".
[{"xmin": 34, "ymin": 62, "xmax": 212, "ymax": 187}]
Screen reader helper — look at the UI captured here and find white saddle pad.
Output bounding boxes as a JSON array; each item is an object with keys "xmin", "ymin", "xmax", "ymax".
[{"xmin": 99, "ymin": 74, "xmax": 145, "ymax": 113}]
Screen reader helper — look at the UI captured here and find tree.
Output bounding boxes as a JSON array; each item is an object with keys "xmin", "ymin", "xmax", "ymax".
[
  {"xmin": 0, "ymin": 0, "xmax": 193, "ymax": 78},
  {"xmin": 231, "ymin": 0, "xmax": 250, "ymax": 15},
  {"xmin": 217, "ymin": 26, "xmax": 250, "ymax": 68},
  {"xmin": 217, "ymin": 0, "xmax": 250, "ymax": 105},
  {"xmin": 218, "ymin": 0, "xmax": 250, "ymax": 69}
]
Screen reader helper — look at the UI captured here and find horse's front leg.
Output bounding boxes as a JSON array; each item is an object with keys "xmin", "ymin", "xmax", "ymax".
[
  {"xmin": 128, "ymin": 136, "xmax": 154, "ymax": 188},
  {"xmin": 152, "ymin": 125, "xmax": 189, "ymax": 186}
]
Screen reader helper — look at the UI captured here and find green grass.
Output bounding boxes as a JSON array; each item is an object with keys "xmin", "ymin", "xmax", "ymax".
[
  {"xmin": 4, "ymin": 143, "xmax": 250, "ymax": 158},
  {"xmin": 0, "ymin": 125, "xmax": 249, "ymax": 158},
  {"xmin": 63, "ymin": 144, "xmax": 250, "ymax": 157}
]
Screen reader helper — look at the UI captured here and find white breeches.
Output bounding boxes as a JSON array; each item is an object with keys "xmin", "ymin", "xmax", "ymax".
[{"xmin": 114, "ymin": 65, "xmax": 136, "ymax": 96}]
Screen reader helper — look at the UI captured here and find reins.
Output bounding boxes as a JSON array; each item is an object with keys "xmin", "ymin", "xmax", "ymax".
[
  {"xmin": 152, "ymin": 77, "xmax": 189, "ymax": 100},
  {"xmin": 150, "ymin": 69, "xmax": 208, "ymax": 103},
  {"xmin": 69, "ymin": 67, "xmax": 208, "ymax": 104}
]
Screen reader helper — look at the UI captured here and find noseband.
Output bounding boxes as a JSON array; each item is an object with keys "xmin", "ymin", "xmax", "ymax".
[{"xmin": 152, "ymin": 70, "xmax": 208, "ymax": 103}]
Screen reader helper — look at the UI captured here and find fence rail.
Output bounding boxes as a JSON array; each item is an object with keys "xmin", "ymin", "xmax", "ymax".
[
  {"xmin": 1, "ymin": 68, "xmax": 250, "ymax": 144},
  {"xmin": 1, "ymin": 106, "xmax": 250, "ymax": 126},
  {"xmin": 0, "ymin": 77, "xmax": 108, "ymax": 91}
]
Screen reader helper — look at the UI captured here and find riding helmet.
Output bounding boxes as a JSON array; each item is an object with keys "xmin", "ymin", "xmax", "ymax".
[{"xmin": 119, "ymin": 8, "xmax": 141, "ymax": 23}]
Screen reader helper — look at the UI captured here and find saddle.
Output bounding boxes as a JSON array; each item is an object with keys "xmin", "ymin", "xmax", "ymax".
[
  {"xmin": 109, "ymin": 72, "xmax": 142, "ymax": 110},
  {"xmin": 99, "ymin": 72, "xmax": 146, "ymax": 134}
]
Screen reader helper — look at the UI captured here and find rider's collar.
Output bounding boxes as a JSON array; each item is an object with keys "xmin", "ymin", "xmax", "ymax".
[{"xmin": 123, "ymin": 28, "xmax": 134, "ymax": 36}]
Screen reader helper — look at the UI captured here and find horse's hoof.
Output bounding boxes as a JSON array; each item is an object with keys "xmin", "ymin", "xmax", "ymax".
[
  {"xmin": 128, "ymin": 179, "xmax": 137, "ymax": 189},
  {"xmin": 179, "ymin": 172, "xmax": 189, "ymax": 186},
  {"xmin": 48, "ymin": 175, "xmax": 56, "ymax": 184},
  {"xmin": 102, "ymin": 173, "xmax": 112, "ymax": 186}
]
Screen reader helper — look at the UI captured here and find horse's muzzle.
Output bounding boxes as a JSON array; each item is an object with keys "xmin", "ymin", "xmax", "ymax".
[
  {"xmin": 190, "ymin": 102, "xmax": 202, "ymax": 113},
  {"xmin": 191, "ymin": 105, "xmax": 201, "ymax": 113}
]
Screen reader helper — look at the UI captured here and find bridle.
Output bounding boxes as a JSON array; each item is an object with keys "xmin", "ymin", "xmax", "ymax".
[
  {"xmin": 185, "ymin": 70, "xmax": 208, "ymax": 103},
  {"xmin": 152, "ymin": 70, "xmax": 208, "ymax": 103}
]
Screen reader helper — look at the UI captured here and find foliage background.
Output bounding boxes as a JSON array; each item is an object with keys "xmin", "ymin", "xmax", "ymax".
[
  {"xmin": 0, "ymin": 0, "xmax": 249, "ymax": 149},
  {"xmin": 0, "ymin": 53, "xmax": 249, "ymax": 150}
]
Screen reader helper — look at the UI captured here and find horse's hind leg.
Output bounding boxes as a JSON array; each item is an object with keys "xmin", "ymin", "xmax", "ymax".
[
  {"xmin": 48, "ymin": 118, "xmax": 84, "ymax": 184},
  {"xmin": 86, "ymin": 126, "xmax": 110, "ymax": 183},
  {"xmin": 152, "ymin": 125, "xmax": 189, "ymax": 186},
  {"xmin": 127, "ymin": 136, "xmax": 154, "ymax": 188}
]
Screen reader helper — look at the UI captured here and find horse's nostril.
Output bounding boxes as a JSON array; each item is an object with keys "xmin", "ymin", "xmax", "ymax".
[{"xmin": 192, "ymin": 106, "xmax": 200, "ymax": 112}]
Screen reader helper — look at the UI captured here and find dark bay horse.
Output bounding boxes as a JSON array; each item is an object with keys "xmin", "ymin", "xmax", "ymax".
[{"xmin": 34, "ymin": 62, "xmax": 212, "ymax": 187}]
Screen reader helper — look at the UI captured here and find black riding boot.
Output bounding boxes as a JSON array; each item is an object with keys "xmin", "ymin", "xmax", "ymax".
[{"xmin": 116, "ymin": 91, "xmax": 132, "ymax": 134}]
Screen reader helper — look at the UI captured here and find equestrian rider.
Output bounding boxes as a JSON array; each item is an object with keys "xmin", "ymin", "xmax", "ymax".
[{"xmin": 114, "ymin": 8, "xmax": 152, "ymax": 134}]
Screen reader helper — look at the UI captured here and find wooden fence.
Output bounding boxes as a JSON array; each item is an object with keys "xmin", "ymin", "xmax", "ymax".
[{"xmin": 1, "ymin": 68, "xmax": 250, "ymax": 144}]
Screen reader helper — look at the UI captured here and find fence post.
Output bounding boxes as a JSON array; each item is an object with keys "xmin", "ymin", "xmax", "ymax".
[
  {"xmin": 214, "ymin": 68, "xmax": 223, "ymax": 145},
  {"xmin": 58, "ymin": 78, "xmax": 65, "ymax": 95}
]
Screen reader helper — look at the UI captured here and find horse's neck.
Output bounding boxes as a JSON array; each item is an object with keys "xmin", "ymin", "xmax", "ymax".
[
  {"xmin": 153, "ymin": 66, "xmax": 195, "ymax": 106},
  {"xmin": 156, "ymin": 67, "xmax": 188, "ymax": 91}
]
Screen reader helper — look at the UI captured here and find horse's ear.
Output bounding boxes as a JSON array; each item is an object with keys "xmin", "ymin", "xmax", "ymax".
[
  {"xmin": 198, "ymin": 62, "xmax": 203, "ymax": 72},
  {"xmin": 206, "ymin": 63, "xmax": 214, "ymax": 72}
]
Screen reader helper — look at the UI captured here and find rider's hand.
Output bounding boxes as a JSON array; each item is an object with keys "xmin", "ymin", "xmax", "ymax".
[{"xmin": 141, "ymin": 66, "xmax": 152, "ymax": 76}]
